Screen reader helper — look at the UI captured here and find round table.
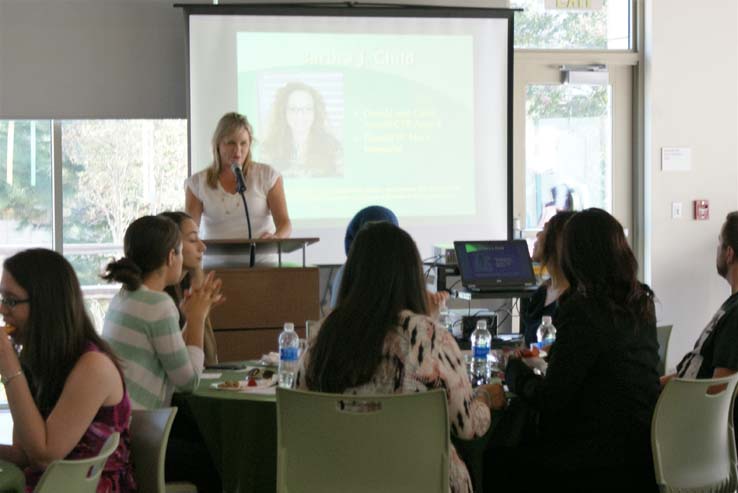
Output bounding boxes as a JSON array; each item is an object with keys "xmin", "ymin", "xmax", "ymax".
[
  {"xmin": 179, "ymin": 363, "xmax": 499, "ymax": 493},
  {"xmin": 181, "ymin": 364, "xmax": 277, "ymax": 493}
]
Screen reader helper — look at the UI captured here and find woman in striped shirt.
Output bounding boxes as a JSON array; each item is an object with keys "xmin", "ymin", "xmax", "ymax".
[{"xmin": 102, "ymin": 215, "xmax": 222, "ymax": 409}]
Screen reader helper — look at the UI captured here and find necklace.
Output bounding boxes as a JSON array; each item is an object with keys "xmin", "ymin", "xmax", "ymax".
[{"xmin": 218, "ymin": 165, "xmax": 248, "ymax": 215}]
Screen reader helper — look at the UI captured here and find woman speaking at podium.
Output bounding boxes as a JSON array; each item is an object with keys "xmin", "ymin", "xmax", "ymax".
[{"xmin": 185, "ymin": 112, "xmax": 292, "ymax": 241}]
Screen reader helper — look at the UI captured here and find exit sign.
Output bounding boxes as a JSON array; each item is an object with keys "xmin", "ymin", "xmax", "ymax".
[{"xmin": 545, "ymin": 0, "xmax": 604, "ymax": 10}]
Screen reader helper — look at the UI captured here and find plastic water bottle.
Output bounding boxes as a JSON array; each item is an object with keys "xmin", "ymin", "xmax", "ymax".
[
  {"xmin": 439, "ymin": 309, "xmax": 453, "ymax": 335},
  {"xmin": 535, "ymin": 316, "xmax": 557, "ymax": 349},
  {"xmin": 438, "ymin": 300, "xmax": 457, "ymax": 336},
  {"xmin": 470, "ymin": 319, "xmax": 492, "ymax": 385},
  {"xmin": 278, "ymin": 322, "xmax": 299, "ymax": 388},
  {"xmin": 513, "ymin": 216, "xmax": 523, "ymax": 240}
]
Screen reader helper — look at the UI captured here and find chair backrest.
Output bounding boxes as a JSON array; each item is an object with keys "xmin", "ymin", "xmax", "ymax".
[
  {"xmin": 277, "ymin": 388, "xmax": 449, "ymax": 493},
  {"xmin": 34, "ymin": 432, "xmax": 120, "ymax": 493},
  {"xmin": 652, "ymin": 373, "xmax": 738, "ymax": 492},
  {"xmin": 129, "ymin": 407, "xmax": 178, "ymax": 493},
  {"xmin": 656, "ymin": 324, "xmax": 673, "ymax": 376}
]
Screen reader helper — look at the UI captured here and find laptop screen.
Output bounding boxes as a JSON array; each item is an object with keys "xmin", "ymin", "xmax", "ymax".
[{"xmin": 453, "ymin": 240, "xmax": 536, "ymax": 289}]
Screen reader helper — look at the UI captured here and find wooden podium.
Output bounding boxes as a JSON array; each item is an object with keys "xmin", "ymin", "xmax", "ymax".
[{"xmin": 204, "ymin": 238, "xmax": 320, "ymax": 361}]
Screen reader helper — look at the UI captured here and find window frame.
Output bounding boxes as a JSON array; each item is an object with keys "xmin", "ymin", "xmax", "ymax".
[
  {"xmin": 512, "ymin": 48, "xmax": 640, "ymax": 256},
  {"xmin": 511, "ymin": 0, "xmax": 637, "ymax": 51}
]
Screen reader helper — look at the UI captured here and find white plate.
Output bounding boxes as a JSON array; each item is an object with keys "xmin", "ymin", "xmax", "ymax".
[
  {"xmin": 211, "ymin": 375, "xmax": 277, "ymax": 392},
  {"xmin": 211, "ymin": 382, "xmax": 245, "ymax": 391}
]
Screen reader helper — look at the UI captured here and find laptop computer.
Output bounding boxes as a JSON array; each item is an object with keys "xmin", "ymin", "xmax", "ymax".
[{"xmin": 453, "ymin": 240, "xmax": 537, "ymax": 292}]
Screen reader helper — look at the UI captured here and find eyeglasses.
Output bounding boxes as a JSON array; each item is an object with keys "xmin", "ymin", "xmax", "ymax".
[
  {"xmin": 0, "ymin": 296, "xmax": 30, "ymax": 308},
  {"xmin": 287, "ymin": 106, "xmax": 315, "ymax": 115}
]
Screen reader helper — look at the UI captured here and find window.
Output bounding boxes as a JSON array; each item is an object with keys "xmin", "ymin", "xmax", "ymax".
[
  {"xmin": 524, "ymin": 83, "xmax": 612, "ymax": 228},
  {"xmin": 514, "ymin": 61, "xmax": 633, "ymax": 243},
  {"xmin": 0, "ymin": 120, "xmax": 53, "ymax": 254},
  {"xmin": 512, "ymin": 0, "xmax": 631, "ymax": 50},
  {"xmin": 62, "ymin": 120, "xmax": 188, "ymax": 329},
  {"xmin": 511, "ymin": 0, "xmax": 637, "ymax": 253},
  {"xmin": 0, "ymin": 119, "xmax": 187, "ymax": 407},
  {"xmin": 0, "ymin": 120, "xmax": 53, "ymax": 407}
]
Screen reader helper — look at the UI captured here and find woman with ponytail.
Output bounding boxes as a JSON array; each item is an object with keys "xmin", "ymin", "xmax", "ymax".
[{"xmin": 102, "ymin": 215, "xmax": 222, "ymax": 409}]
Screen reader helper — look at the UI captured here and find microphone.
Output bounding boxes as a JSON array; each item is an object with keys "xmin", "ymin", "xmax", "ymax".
[
  {"xmin": 231, "ymin": 163, "xmax": 247, "ymax": 193},
  {"xmin": 230, "ymin": 162, "xmax": 255, "ymax": 267}
]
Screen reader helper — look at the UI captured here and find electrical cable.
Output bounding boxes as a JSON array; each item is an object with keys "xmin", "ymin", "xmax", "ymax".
[{"xmin": 423, "ymin": 254, "xmax": 444, "ymax": 281}]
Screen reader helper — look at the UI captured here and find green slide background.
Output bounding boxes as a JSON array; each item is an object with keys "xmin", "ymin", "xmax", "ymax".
[{"xmin": 237, "ymin": 32, "xmax": 476, "ymax": 220}]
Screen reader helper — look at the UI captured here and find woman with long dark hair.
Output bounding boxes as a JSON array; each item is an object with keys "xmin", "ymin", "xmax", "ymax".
[
  {"xmin": 160, "ymin": 211, "xmax": 219, "ymax": 365},
  {"xmin": 296, "ymin": 222, "xmax": 505, "ymax": 493},
  {"xmin": 0, "ymin": 249, "xmax": 135, "ymax": 492},
  {"xmin": 520, "ymin": 210, "xmax": 576, "ymax": 346},
  {"xmin": 500, "ymin": 208, "xmax": 659, "ymax": 491}
]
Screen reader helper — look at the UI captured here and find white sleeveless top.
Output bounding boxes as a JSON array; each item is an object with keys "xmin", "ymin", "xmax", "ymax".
[{"xmin": 185, "ymin": 162, "xmax": 280, "ymax": 240}]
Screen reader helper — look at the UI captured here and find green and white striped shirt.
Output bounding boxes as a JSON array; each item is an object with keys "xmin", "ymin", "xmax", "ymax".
[{"xmin": 103, "ymin": 286, "xmax": 204, "ymax": 409}]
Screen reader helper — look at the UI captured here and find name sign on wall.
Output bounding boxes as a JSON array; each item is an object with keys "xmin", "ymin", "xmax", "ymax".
[{"xmin": 545, "ymin": 0, "xmax": 603, "ymax": 11}]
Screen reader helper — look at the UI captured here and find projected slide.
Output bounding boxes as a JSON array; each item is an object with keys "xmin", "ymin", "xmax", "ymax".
[
  {"xmin": 237, "ymin": 33, "xmax": 475, "ymax": 220},
  {"xmin": 188, "ymin": 11, "xmax": 511, "ymax": 262}
]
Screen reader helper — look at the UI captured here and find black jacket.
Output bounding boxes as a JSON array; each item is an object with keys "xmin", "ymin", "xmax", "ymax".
[{"xmin": 506, "ymin": 289, "xmax": 660, "ymax": 485}]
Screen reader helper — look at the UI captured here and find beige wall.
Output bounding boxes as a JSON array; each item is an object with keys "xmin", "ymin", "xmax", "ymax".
[
  {"xmin": 0, "ymin": 0, "xmax": 186, "ymax": 119},
  {"xmin": 645, "ymin": 0, "xmax": 738, "ymax": 371},
  {"xmin": 0, "ymin": 0, "xmax": 508, "ymax": 119}
]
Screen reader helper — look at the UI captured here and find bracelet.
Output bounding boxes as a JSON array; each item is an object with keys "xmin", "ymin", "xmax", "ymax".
[
  {"xmin": 1, "ymin": 369, "xmax": 23, "ymax": 386},
  {"xmin": 474, "ymin": 387, "xmax": 492, "ymax": 407}
]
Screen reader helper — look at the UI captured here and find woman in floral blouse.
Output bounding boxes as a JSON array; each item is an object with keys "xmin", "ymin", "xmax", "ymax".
[{"xmin": 297, "ymin": 222, "xmax": 505, "ymax": 492}]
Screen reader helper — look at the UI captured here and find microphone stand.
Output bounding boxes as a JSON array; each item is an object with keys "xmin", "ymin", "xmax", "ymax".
[{"xmin": 234, "ymin": 166, "xmax": 255, "ymax": 268}]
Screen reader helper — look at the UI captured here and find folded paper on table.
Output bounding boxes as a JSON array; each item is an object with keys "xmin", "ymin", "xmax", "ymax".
[{"xmin": 261, "ymin": 352, "xmax": 280, "ymax": 366}]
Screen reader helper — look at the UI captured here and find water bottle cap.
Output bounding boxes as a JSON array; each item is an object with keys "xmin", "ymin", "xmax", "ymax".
[
  {"xmin": 542, "ymin": 316, "xmax": 552, "ymax": 324},
  {"xmin": 476, "ymin": 319, "xmax": 487, "ymax": 329},
  {"xmin": 284, "ymin": 322, "xmax": 295, "ymax": 331}
]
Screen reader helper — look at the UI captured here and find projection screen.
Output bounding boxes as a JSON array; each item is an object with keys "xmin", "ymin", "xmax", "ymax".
[{"xmin": 184, "ymin": 5, "xmax": 513, "ymax": 264}]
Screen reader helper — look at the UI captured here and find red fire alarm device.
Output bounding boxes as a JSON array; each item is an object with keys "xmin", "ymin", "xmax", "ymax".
[{"xmin": 694, "ymin": 200, "xmax": 710, "ymax": 220}]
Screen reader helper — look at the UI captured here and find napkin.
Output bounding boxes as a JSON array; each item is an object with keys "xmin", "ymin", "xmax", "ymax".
[
  {"xmin": 200, "ymin": 373, "xmax": 222, "ymax": 380},
  {"xmin": 260, "ymin": 352, "xmax": 280, "ymax": 366}
]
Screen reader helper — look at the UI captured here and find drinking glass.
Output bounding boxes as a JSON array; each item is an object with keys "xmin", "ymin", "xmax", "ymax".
[
  {"xmin": 305, "ymin": 319, "xmax": 319, "ymax": 341},
  {"xmin": 488, "ymin": 349, "xmax": 506, "ymax": 371}
]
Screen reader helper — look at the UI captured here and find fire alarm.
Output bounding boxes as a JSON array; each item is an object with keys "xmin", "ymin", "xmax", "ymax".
[{"xmin": 694, "ymin": 200, "xmax": 710, "ymax": 221}]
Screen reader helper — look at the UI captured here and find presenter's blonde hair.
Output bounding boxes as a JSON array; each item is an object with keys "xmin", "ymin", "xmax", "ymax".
[{"xmin": 206, "ymin": 112, "xmax": 255, "ymax": 189}]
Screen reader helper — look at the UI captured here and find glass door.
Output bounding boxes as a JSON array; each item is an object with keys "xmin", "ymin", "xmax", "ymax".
[{"xmin": 513, "ymin": 59, "xmax": 634, "ymax": 238}]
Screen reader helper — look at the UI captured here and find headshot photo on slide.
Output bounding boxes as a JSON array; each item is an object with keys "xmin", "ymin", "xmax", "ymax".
[{"xmin": 258, "ymin": 76, "xmax": 344, "ymax": 178}]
